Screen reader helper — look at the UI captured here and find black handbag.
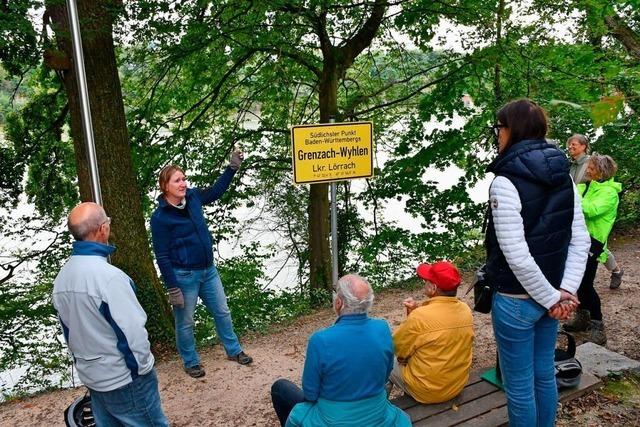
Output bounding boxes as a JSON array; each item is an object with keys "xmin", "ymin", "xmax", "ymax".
[
  {"xmin": 588, "ymin": 236, "xmax": 605, "ymax": 260},
  {"xmin": 468, "ymin": 204, "xmax": 494, "ymax": 313},
  {"xmin": 473, "ymin": 265, "xmax": 493, "ymax": 313},
  {"xmin": 555, "ymin": 331, "xmax": 582, "ymax": 389},
  {"xmin": 465, "ymin": 264, "xmax": 493, "ymax": 314}
]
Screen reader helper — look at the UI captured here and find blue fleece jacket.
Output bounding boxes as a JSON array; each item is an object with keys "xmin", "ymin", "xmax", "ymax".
[
  {"xmin": 150, "ymin": 167, "xmax": 236, "ymax": 288},
  {"xmin": 287, "ymin": 314, "xmax": 411, "ymax": 427},
  {"xmin": 302, "ymin": 313, "xmax": 394, "ymax": 402}
]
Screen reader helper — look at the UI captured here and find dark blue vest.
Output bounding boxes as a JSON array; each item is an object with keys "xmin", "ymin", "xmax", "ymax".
[{"xmin": 485, "ymin": 139, "xmax": 574, "ymax": 294}]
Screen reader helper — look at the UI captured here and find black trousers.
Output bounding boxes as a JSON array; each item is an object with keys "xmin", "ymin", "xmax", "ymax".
[
  {"xmin": 271, "ymin": 379, "xmax": 305, "ymax": 427},
  {"xmin": 577, "ymin": 255, "xmax": 602, "ymax": 321}
]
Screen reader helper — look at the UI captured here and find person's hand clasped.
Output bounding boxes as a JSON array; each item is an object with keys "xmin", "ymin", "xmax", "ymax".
[
  {"xmin": 229, "ymin": 147, "xmax": 244, "ymax": 170},
  {"xmin": 548, "ymin": 290, "xmax": 579, "ymax": 320},
  {"xmin": 168, "ymin": 287, "xmax": 185, "ymax": 309},
  {"xmin": 403, "ymin": 297, "xmax": 419, "ymax": 316}
]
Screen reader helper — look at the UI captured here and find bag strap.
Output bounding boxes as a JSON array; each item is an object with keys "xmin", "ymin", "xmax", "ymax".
[
  {"xmin": 557, "ymin": 331, "xmax": 576, "ymax": 358},
  {"xmin": 482, "ymin": 203, "xmax": 490, "ymax": 234},
  {"xmin": 581, "ymin": 181, "xmax": 591, "ymax": 198}
]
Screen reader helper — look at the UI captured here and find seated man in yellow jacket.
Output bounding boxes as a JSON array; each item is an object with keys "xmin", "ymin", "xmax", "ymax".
[{"xmin": 390, "ymin": 261, "xmax": 474, "ymax": 403}]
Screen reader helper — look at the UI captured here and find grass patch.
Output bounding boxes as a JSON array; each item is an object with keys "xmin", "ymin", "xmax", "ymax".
[{"xmin": 602, "ymin": 370, "xmax": 640, "ymax": 406}]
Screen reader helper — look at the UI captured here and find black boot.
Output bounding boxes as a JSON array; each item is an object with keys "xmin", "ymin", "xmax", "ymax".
[
  {"xmin": 563, "ymin": 309, "xmax": 590, "ymax": 332},
  {"xmin": 585, "ymin": 320, "xmax": 607, "ymax": 346}
]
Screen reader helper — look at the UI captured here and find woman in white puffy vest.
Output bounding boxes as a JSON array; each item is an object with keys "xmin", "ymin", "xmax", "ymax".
[{"xmin": 485, "ymin": 99, "xmax": 590, "ymax": 427}]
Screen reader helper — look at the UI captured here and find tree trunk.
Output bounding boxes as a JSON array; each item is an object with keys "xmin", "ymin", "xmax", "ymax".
[
  {"xmin": 46, "ymin": 0, "xmax": 173, "ymax": 343},
  {"xmin": 307, "ymin": 2, "xmax": 386, "ymax": 298},
  {"xmin": 307, "ymin": 62, "xmax": 339, "ymax": 298}
]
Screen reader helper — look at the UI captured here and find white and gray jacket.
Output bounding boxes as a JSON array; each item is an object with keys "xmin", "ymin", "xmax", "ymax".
[
  {"xmin": 490, "ymin": 177, "xmax": 591, "ymax": 308},
  {"xmin": 52, "ymin": 241, "xmax": 154, "ymax": 392}
]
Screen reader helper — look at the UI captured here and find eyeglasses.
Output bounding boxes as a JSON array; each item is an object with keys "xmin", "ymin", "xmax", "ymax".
[
  {"xmin": 490, "ymin": 124, "xmax": 507, "ymax": 136},
  {"xmin": 101, "ymin": 217, "xmax": 111, "ymax": 226}
]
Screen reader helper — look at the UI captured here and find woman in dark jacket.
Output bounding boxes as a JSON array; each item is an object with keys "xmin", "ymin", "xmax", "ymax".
[
  {"xmin": 151, "ymin": 149, "xmax": 252, "ymax": 378},
  {"xmin": 485, "ymin": 99, "xmax": 590, "ymax": 426}
]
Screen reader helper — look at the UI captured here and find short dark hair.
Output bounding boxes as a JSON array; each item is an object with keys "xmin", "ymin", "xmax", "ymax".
[
  {"xmin": 438, "ymin": 288, "xmax": 458, "ymax": 297},
  {"xmin": 496, "ymin": 99, "xmax": 548, "ymax": 150}
]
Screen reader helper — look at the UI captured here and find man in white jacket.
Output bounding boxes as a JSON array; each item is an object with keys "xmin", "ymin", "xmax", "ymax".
[{"xmin": 53, "ymin": 202, "xmax": 168, "ymax": 426}]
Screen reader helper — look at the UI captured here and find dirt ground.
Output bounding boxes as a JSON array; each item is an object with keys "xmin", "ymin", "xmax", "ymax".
[{"xmin": 1, "ymin": 233, "xmax": 639, "ymax": 426}]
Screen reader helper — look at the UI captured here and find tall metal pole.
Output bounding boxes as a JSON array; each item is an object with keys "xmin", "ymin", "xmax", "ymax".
[
  {"xmin": 66, "ymin": 0, "xmax": 103, "ymax": 205},
  {"xmin": 329, "ymin": 118, "xmax": 339, "ymax": 285}
]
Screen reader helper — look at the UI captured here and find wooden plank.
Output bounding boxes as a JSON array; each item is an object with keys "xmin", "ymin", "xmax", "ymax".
[
  {"xmin": 393, "ymin": 369, "xmax": 600, "ymax": 426},
  {"xmin": 405, "ymin": 381, "xmax": 499, "ymax": 423},
  {"xmin": 436, "ymin": 373, "xmax": 601, "ymax": 427},
  {"xmin": 453, "ymin": 406, "xmax": 508, "ymax": 427},
  {"xmin": 392, "ymin": 371, "xmax": 484, "ymax": 412},
  {"xmin": 414, "ymin": 391, "xmax": 506, "ymax": 427},
  {"xmin": 394, "ymin": 394, "xmax": 418, "ymax": 410}
]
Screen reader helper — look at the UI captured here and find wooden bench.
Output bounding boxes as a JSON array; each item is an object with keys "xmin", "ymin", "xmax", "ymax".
[{"xmin": 391, "ymin": 370, "xmax": 601, "ymax": 426}]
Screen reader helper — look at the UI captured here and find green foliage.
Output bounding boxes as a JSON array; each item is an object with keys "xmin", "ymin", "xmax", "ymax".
[
  {"xmin": 0, "ymin": 0, "xmax": 41, "ymax": 77},
  {"xmin": 0, "ymin": 215, "xmax": 73, "ymax": 397},
  {"xmin": 591, "ymin": 95, "xmax": 625, "ymax": 127},
  {"xmin": 2, "ymin": 71, "xmax": 77, "ymax": 220},
  {"xmin": 591, "ymin": 121, "xmax": 640, "ymax": 229},
  {"xmin": 193, "ymin": 244, "xmax": 312, "ymax": 347}
]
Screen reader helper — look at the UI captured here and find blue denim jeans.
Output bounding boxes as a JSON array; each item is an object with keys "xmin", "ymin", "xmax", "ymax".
[
  {"xmin": 492, "ymin": 293, "xmax": 558, "ymax": 427},
  {"xmin": 174, "ymin": 265, "xmax": 242, "ymax": 368},
  {"xmin": 89, "ymin": 368, "xmax": 168, "ymax": 426}
]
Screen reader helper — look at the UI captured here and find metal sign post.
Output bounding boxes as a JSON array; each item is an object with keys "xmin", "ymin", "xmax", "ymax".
[
  {"xmin": 329, "ymin": 118, "xmax": 338, "ymax": 285},
  {"xmin": 66, "ymin": 0, "xmax": 103, "ymax": 205}
]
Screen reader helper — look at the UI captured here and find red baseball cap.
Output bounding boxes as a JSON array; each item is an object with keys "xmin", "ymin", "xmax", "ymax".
[{"xmin": 416, "ymin": 261, "xmax": 461, "ymax": 291}]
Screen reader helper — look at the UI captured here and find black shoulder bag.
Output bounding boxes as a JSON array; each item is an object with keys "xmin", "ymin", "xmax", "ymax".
[{"xmin": 465, "ymin": 205, "xmax": 493, "ymax": 313}]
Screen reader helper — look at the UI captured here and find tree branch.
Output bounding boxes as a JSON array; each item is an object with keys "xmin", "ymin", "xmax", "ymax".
[
  {"xmin": 340, "ymin": 0, "xmax": 388, "ymax": 68},
  {"xmin": 346, "ymin": 62, "xmax": 468, "ymax": 118},
  {"xmin": 0, "ymin": 230, "xmax": 61, "ymax": 285},
  {"xmin": 604, "ymin": 13, "xmax": 640, "ymax": 62}
]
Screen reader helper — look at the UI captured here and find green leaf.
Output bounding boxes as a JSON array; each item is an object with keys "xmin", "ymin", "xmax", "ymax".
[{"xmin": 591, "ymin": 95, "xmax": 624, "ymax": 127}]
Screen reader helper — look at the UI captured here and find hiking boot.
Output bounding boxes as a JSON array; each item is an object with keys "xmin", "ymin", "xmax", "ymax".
[
  {"xmin": 228, "ymin": 351, "xmax": 253, "ymax": 365},
  {"xmin": 610, "ymin": 267, "xmax": 624, "ymax": 289},
  {"xmin": 185, "ymin": 365, "xmax": 205, "ymax": 378},
  {"xmin": 584, "ymin": 320, "xmax": 607, "ymax": 346},
  {"xmin": 562, "ymin": 309, "xmax": 590, "ymax": 332}
]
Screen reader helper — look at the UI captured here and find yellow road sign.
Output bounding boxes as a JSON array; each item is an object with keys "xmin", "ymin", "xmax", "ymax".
[{"xmin": 291, "ymin": 122, "xmax": 374, "ymax": 184}]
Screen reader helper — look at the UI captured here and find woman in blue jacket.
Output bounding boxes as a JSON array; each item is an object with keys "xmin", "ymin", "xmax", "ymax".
[{"xmin": 151, "ymin": 149, "xmax": 252, "ymax": 378}]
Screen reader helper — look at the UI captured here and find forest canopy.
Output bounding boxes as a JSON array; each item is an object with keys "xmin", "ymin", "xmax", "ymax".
[{"xmin": 1, "ymin": 0, "xmax": 638, "ymax": 395}]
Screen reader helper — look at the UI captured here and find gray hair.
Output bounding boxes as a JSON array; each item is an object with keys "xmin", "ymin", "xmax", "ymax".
[
  {"xmin": 68, "ymin": 206, "xmax": 108, "ymax": 241},
  {"xmin": 333, "ymin": 274, "xmax": 374, "ymax": 315},
  {"xmin": 567, "ymin": 134, "xmax": 590, "ymax": 152},
  {"xmin": 589, "ymin": 154, "xmax": 617, "ymax": 181}
]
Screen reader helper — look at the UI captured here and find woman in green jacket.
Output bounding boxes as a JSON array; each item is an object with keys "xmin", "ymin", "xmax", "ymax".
[{"xmin": 564, "ymin": 154, "xmax": 621, "ymax": 345}]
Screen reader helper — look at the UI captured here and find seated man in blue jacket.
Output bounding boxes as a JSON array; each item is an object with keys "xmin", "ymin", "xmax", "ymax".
[
  {"xmin": 53, "ymin": 202, "xmax": 168, "ymax": 426},
  {"xmin": 270, "ymin": 274, "xmax": 410, "ymax": 427}
]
